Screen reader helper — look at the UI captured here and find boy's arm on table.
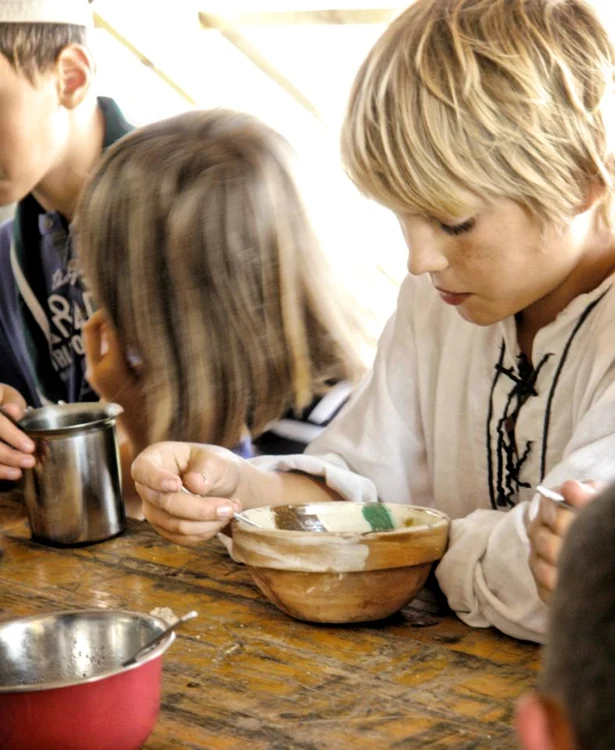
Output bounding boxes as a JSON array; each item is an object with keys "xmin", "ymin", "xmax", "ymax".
[
  {"xmin": 254, "ymin": 298, "xmax": 615, "ymax": 643},
  {"xmin": 436, "ymin": 387, "xmax": 615, "ymax": 643},
  {"xmin": 257, "ymin": 421, "xmax": 615, "ymax": 643}
]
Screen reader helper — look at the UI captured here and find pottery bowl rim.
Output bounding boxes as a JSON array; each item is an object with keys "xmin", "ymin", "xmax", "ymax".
[{"xmin": 232, "ymin": 502, "xmax": 449, "ymax": 538}]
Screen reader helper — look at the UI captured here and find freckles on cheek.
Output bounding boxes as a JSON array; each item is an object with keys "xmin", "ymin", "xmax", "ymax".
[
  {"xmin": 463, "ymin": 226, "xmax": 511, "ymax": 263},
  {"xmin": 455, "ymin": 238, "xmax": 491, "ymax": 271}
]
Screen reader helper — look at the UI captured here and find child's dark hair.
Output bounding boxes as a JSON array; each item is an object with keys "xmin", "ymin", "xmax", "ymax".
[
  {"xmin": 542, "ymin": 482, "xmax": 615, "ymax": 749},
  {"xmin": 0, "ymin": 23, "xmax": 88, "ymax": 81}
]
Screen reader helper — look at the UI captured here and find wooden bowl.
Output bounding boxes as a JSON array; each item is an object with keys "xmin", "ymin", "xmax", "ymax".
[{"xmin": 232, "ymin": 503, "xmax": 449, "ymax": 623}]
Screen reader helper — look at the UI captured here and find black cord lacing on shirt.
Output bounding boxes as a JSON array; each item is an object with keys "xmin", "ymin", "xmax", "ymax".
[
  {"xmin": 486, "ymin": 288, "xmax": 609, "ymax": 508},
  {"xmin": 486, "ymin": 342, "xmax": 505, "ymax": 510},
  {"xmin": 492, "ymin": 351, "xmax": 552, "ymax": 508}
]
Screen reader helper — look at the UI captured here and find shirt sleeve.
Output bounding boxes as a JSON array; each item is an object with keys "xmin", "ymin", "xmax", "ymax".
[
  {"xmin": 436, "ymin": 374, "xmax": 615, "ymax": 644},
  {"xmin": 435, "ymin": 503, "xmax": 548, "ymax": 641}
]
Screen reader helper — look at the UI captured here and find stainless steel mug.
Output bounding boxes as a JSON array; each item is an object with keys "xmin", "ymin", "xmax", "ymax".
[{"xmin": 20, "ymin": 403, "xmax": 125, "ymax": 546}]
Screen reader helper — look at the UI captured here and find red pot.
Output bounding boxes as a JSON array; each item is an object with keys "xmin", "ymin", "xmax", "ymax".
[{"xmin": 0, "ymin": 610, "xmax": 175, "ymax": 750}]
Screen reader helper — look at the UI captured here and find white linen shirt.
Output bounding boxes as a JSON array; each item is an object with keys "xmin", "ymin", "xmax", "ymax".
[{"xmin": 253, "ymin": 272, "xmax": 615, "ymax": 642}]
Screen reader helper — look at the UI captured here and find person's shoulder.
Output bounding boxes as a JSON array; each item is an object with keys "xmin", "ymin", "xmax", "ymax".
[
  {"xmin": 597, "ymin": 272, "xmax": 615, "ymax": 308},
  {"xmin": 98, "ymin": 97, "xmax": 134, "ymax": 145},
  {"xmin": 576, "ymin": 272, "xmax": 615, "ymax": 334},
  {"xmin": 0, "ymin": 217, "xmax": 13, "ymax": 239},
  {"xmin": 0, "ymin": 218, "xmax": 19, "ymax": 327},
  {"xmin": 580, "ymin": 276, "xmax": 615, "ymax": 364}
]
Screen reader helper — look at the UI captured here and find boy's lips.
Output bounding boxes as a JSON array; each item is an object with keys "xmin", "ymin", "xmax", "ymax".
[{"xmin": 435, "ymin": 287, "xmax": 472, "ymax": 306}]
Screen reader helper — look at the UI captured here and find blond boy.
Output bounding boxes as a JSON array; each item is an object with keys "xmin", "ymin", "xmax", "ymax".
[{"xmin": 132, "ymin": 0, "xmax": 615, "ymax": 642}]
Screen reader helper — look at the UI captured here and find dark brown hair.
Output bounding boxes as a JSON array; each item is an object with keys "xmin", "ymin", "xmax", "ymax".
[
  {"xmin": 0, "ymin": 23, "xmax": 88, "ymax": 80},
  {"xmin": 542, "ymin": 482, "xmax": 615, "ymax": 749}
]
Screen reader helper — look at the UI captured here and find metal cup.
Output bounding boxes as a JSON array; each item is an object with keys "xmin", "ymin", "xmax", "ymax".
[{"xmin": 20, "ymin": 403, "xmax": 125, "ymax": 546}]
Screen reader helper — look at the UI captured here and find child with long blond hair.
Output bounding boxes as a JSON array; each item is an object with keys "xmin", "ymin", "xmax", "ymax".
[{"xmin": 72, "ymin": 109, "xmax": 363, "ymax": 499}]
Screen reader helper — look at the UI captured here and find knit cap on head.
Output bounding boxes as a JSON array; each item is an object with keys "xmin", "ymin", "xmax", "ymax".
[{"xmin": 0, "ymin": 1, "xmax": 93, "ymax": 25}]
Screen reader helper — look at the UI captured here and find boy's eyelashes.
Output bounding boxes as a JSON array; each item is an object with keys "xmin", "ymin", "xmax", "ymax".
[{"xmin": 438, "ymin": 217, "xmax": 477, "ymax": 236}]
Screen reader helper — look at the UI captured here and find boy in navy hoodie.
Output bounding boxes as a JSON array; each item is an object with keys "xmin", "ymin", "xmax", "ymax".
[{"xmin": 0, "ymin": 0, "xmax": 132, "ymax": 481}]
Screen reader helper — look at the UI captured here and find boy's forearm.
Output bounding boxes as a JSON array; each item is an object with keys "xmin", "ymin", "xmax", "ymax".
[{"xmin": 244, "ymin": 462, "xmax": 342, "ymax": 509}]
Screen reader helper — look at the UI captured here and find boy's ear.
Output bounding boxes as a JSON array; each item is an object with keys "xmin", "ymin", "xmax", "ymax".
[
  {"xmin": 578, "ymin": 180, "xmax": 606, "ymax": 214},
  {"xmin": 515, "ymin": 693, "xmax": 575, "ymax": 750},
  {"xmin": 55, "ymin": 44, "xmax": 95, "ymax": 109}
]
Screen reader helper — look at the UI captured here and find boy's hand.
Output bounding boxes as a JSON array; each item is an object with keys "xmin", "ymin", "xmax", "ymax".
[
  {"xmin": 131, "ymin": 442, "xmax": 246, "ymax": 546},
  {"xmin": 0, "ymin": 383, "xmax": 35, "ymax": 480},
  {"xmin": 528, "ymin": 480, "xmax": 604, "ymax": 603}
]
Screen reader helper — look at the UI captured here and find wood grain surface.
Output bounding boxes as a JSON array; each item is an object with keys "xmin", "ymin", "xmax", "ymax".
[{"xmin": 0, "ymin": 492, "xmax": 540, "ymax": 749}]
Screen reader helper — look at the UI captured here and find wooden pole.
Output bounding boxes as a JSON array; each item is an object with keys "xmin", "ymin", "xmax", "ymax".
[
  {"xmin": 199, "ymin": 12, "xmax": 326, "ymax": 124},
  {"xmin": 94, "ymin": 12, "xmax": 197, "ymax": 107}
]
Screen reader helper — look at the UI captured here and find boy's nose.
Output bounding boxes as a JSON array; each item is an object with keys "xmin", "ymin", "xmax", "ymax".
[
  {"xmin": 407, "ymin": 242, "xmax": 449, "ymax": 276},
  {"xmin": 399, "ymin": 218, "xmax": 449, "ymax": 276}
]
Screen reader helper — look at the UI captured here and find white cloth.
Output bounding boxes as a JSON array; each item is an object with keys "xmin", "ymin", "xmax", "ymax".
[
  {"xmin": 0, "ymin": 1, "xmax": 93, "ymax": 25},
  {"xmin": 253, "ymin": 272, "xmax": 615, "ymax": 642}
]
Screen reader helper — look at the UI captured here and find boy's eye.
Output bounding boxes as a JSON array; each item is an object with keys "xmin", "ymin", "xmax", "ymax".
[{"xmin": 438, "ymin": 218, "xmax": 476, "ymax": 236}]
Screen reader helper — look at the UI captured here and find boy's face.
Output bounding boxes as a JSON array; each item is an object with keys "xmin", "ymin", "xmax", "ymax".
[
  {"xmin": 0, "ymin": 53, "xmax": 68, "ymax": 206},
  {"xmin": 398, "ymin": 193, "xmax": 605, "ymax": 327}
]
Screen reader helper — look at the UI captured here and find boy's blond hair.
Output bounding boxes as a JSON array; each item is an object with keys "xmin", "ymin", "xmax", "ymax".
[
  {"xmin": 76, "ymin": 109, "xmax": 363, "ymax": 448},
  {"xmin": 342, "ymin": 0, "xmax": 615, "ymax": 229},
  {"xmin": 0, "ymin": 22, "xmax": 87, "ymax": 80}
]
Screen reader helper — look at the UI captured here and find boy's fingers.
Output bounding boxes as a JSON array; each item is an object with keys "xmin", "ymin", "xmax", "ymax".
[
  {"xmin": 0, "ymin": 441, "xmax": 35, "ymax": 467},
  {"xmin": 0, "ymin": 384, "xmax": 27, "ymax": 414},
  {"xmin": 531, "ymin": 526, "xmax": 562, "ymax": 567},
  {"xmin": 560, "ymin": 479, "xmax": 603, "ymax": 509},
  {"xmin": 136, "ymin": 482, "xmax": 239, "ymax": 521},
  {"xmin": 0, "ymin": 385, "xmax": 34, "ymax": 461},
  {"xmin": 85, "ymin": 309, "xmax": 107, "ymax": 328},
  {"xmin": 131, "ymin": 465, "xmax": 182, "ymax": 494},
  {"xmin": 0, "ymin": 410, "xmax": 34, "ymax": 453},
  {"xmin": 529, "ymin": 551, "xmax": 556, "ymax": 603},
  {"xmin": 143, "ymin": 498, "xmax": 236, "ymax": 544},
  {"xmin": 0, "ymin": 465, "xmax": 22, "ymax": 481},
  {"xmin": 148, "ymin": 525, "xmax": 219, "ymax": 547},
  {"xmin": 1, "ymin": 401, "xmax": 25, "ymax": 420},
  {"xmin": 102, "ymin": 323, "xmax": 121, "ymax": 353},
  {"xmin": 183, "ymin": 456, "xmax": 239, "ymax": 499},
  {"xmin": 538, "ymin": 498, "xmax": 576, "ymax": 536},
  {"xmin": 131, "ymin": 444, "xmax": 231, "ymax": 492}
]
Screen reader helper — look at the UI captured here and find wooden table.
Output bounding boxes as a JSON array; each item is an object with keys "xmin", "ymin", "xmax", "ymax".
[{"xmin": 0, "ymin": 493, "xmax": 539, "ymax": 749}]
